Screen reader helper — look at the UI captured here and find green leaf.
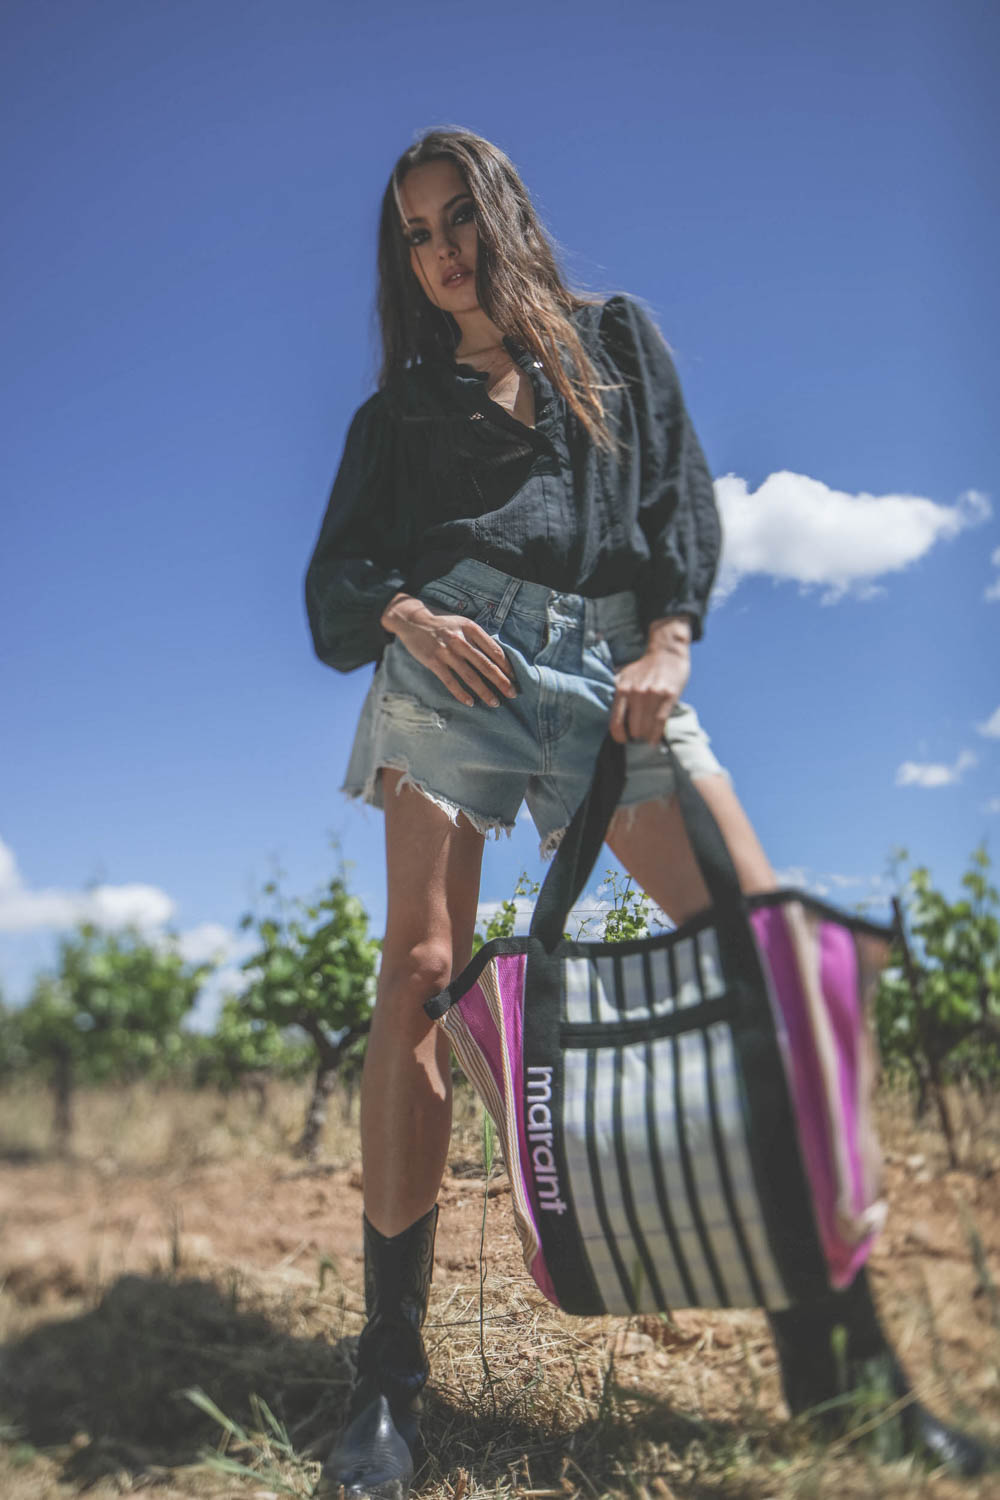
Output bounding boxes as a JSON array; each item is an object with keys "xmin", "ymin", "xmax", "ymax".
[{"xmin": 182, "ymin": 1386, "xmax": 249, "ymax": 1443}]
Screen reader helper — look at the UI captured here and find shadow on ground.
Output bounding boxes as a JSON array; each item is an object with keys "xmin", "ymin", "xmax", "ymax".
[
  {"xmin": 0, "ymin": 1272, "xmax": 350, "ymax": 1486},
  {"xmin": 0, "ymin": 1271, "xmax": 761, "ymax": 1494}
]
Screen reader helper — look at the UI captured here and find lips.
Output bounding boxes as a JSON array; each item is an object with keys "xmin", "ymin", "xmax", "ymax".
[{"xmin": 441, "ymin": 267, "xmax": 472, "ymax": 288}]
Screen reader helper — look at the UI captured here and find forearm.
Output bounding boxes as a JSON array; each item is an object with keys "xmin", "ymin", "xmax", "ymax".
[
  {"xmin": 380, "ymin": 592, "xmax": 433, "ymax": 634},
  {"xmin": 646, "ymin": 614, "xmax": 693, "ymax": 653}
]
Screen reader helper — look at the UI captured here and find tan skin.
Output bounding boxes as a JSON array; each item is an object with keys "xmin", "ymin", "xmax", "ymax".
[{"xmin": 360, "ymin": 159, "xmax": 778, "ymax": 1236}]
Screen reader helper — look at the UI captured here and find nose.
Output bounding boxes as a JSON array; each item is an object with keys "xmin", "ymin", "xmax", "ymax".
[{"xmin": 436, "ymin": 229, "xmax": 459, "ymax": 259}]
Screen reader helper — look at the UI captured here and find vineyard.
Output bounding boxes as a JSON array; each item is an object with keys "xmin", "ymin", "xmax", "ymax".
[{"xmin": 0, "ymin": 851, "xmax": 998, "ymax": 1498}]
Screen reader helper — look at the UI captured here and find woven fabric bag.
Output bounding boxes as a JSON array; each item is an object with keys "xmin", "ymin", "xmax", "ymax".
[{"xmin": 425, "ymin": 735, "xmax": 894, "ymax": 1314}]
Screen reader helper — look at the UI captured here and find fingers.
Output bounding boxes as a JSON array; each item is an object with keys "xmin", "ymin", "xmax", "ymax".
[
  {"xmin": 436, "ymin": 665, "xmax": 479, "ymax": 708},
  {"xmin": 611, "ymin": 687, "xmax": 676, "ymax": 744},
  {"xmin": 447, "ymin": 652, "xmax": 502, "ymax": 707},
  {"xmin": 611, "ymin": 650, "xmax": 689, "ymax": 744},
  {"xmin": 423, "ymin": 617, "xmax": 517, "ymax": 708},
  {"xmin": 466, "ymin": 623, "xmax": 517, "ymax": 694},
  {"xmin": 609, "ymin": 691, "xmax": 629, "ymax": 744}
]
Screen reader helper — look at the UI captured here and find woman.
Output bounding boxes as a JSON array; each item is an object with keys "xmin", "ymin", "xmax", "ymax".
[{"xmin": 305, "ymin": 130, "xmax": 986, "ymax": 1497}]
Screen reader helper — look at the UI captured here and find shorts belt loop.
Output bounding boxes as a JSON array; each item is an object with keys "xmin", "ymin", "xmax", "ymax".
[{"xmin": 492, "ymin": 577, "xmax": 521, "ymax": 631}]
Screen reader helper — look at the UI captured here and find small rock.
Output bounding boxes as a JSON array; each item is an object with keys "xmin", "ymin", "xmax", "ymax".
[
  {"xmin": 607, "ymin": 1329, "xmax": 655, "ymax": 1356},
  {"xmin": 905, "ymin": 1222, "xmax": 935, "ymax": 1251},
  {"xmin": 182, "ymin": 1233, "xmax": 215, "ymax": 1261}
]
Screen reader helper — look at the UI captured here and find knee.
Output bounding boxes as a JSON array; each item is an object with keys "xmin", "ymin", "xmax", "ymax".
[{"xmin": 378, "ymin": 941, "xmax": 454, "ymax": 1013}]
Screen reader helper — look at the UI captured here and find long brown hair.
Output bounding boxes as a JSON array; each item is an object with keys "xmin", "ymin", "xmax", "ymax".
[{"xmin": 376, "ymin": 127, "xmax": 618, "ymax": 451}]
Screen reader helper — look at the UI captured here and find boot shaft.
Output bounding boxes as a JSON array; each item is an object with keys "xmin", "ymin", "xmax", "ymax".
[
  {"xmin": 363, "ymin": 1204, "xmax": 439, "ymax": 1330},
  {"xmin": 767, "ymin": 1267, "xmax": 897, "ymax": 1415},
  {"xmin": 352, "ymin": 1204, "xmax": 439, "ymax": 1428}
]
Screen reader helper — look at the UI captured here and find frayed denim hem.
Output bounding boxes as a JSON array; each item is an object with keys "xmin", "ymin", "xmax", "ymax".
[{"xmin": 342, "ymin": 761, "xmax": 516, "ymax": 843}]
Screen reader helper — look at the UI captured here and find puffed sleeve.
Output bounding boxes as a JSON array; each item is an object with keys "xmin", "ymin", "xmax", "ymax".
[
  {"xmin": 599, "ymin": 294, "xmax": 721, "ymax": 641},
  {"xmin": 304, "ymin": 392, "xmax": 409, "ymax": 673}
]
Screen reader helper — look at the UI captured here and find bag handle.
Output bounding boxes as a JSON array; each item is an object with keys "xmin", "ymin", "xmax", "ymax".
[{"xmin": 530, "ymin": 732, "xmax": 747, "ymax": 952}]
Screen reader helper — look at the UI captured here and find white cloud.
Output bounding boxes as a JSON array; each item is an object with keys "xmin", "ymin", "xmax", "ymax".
[
  {"xmin": 171, "ymin": 921, "xmax": 250, "ymax": 966},
  {"xmin": 984, "ymin": 797, "xmax": 1000, "ymax": 815},
  {"xmin": 0, "ymin": 840, "xmax": 263, "ymax": 1030},
  {"xmin": 986, "ymin": 547, "xmax": 1000, "ymax": 603},
  {"xmin": 476, "ymin": 896, "xmax": 536, "ymax": 935},
  {"xmin": 895, "ymin": 749, "xmax": 977, "ymax": 788},
  {"xmin": 567, "ymin": 896, "xmax": 612, "ymax": 936},
  {"xmin": 773, "ymin": 865, "xmax": 829, "ymax": 896},
  {"xmin": 0, "ymin": 834, "xmax": 252, "ymax": 965},
  {"xmin": 978, "ymin": 706, "xmax": 1000, "ymax": 739},
  {"xmin": 0, "ymin": 837, "xmax": 174, "ymax": 933},
  {"xmin": 185, "ymin": 956, "xmax": 258, "ymax": 1033},
  {"xmin": 773, "ymin": 867, "xmax": 891, "ymax": 906},
  {"xmin": 773, "ymin": 865, "xmax": 810, "ymax": 888},
  {"xmin": 713, "ymin": 475, "xmax": 990, "ymax": 603}
]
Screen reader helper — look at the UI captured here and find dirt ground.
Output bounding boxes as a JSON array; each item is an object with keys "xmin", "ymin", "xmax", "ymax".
[{"xmin": 1, "ymin": 1081, "xmax": 998, "ymax": 1499}]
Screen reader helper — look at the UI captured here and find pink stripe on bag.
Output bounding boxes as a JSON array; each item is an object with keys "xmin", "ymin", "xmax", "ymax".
[
  {"xmin": 751, "ymin": 906, "xmax": 879, "ymax": 1287},
  {"xmin": 453, "ymin": 955, "xmax": 559, "ymax": 1303}
]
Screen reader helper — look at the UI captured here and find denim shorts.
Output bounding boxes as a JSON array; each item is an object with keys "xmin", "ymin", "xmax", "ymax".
[{"xmin": 342, "ymin": 559, "xmax": 730, "ymax": 856}]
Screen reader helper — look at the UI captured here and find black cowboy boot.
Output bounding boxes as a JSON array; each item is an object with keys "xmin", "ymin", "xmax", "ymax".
[
  {"xmin": 315, "ymin": 1204, "xmax": 438, "ymax": 1500},
  {"xmin": 768, "ymin": 1268, "xmax": 990, "ymax": 1476}
]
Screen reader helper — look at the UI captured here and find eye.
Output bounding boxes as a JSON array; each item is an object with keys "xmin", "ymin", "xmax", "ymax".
[
  {"xmin": 452, "ymin": 202, "xmax": 474, "ymax": 226},
  {"xmin": 406, "ymin": 228, "xmax": 430, "ymax": 247}
]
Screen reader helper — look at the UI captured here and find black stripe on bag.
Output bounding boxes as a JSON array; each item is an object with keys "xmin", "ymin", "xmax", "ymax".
[
  {"xmin": 668, "ymin": 944, "xmax": 730, "ymax": 1306},
  {"xmin": 521, "ymin": 947, "xmax": 602, "ymax": 1314},
  {"xmin": 701, "ymin": 1026, "xmax": 766, "ymax": 1305},
  {"xmin": 612, "ymin": 951, "xmax": 626, "ymax": 1017},
  {"xmin": 645, "ymin": 1037, "xmax": 695, "ymax": 1307},
  {"xmin": 694, "ymin": 936, "xmax": 768, "ymax": 1305},
  {"xmin": 585, "ymin": 1046, "xmax": 636, "ymax": 1311},
  {"xmin": 612, "ymin": 1044, "xmax": 665, "ymax": 1309},
  {"xmin": 641, "ymin": 948, "xmax": 655, "ymax": 1018},
  {"xmin": 637, "ymin": 947, "xmax": 693, "ymax": 1309},
  {"xmin": 588, "ymin": 960, "xmax": 601, "ymax": 1024}
]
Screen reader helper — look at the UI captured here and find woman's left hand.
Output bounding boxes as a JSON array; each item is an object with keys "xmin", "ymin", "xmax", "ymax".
[{"xmin": 609, "ymin": 623, "xmax": 691, "ymax": 746}]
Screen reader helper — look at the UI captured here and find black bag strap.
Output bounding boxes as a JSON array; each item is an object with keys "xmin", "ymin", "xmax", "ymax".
[{"xmin": 530, "ymin": 733, "xmax": 747, "ymax": 952}]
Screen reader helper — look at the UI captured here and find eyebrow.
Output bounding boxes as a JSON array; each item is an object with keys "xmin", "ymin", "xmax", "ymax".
[{"xmin": 403, "ymin": 192, "xmax": 472, "ymax": 225}]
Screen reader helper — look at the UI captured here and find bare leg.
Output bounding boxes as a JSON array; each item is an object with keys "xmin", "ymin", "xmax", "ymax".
[
  {"xmin": 606, "ymin": 773, "xmax": 778, "ymax": 922},
  {"xmin": 360, "ymin": 771, "xmax": 485, "ymax": 1237}
]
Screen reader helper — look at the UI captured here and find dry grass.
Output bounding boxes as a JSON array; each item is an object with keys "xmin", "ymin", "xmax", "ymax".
[{"xmin": 0, "ymin": 1076, "xmax": 998, "ymax": 1499}]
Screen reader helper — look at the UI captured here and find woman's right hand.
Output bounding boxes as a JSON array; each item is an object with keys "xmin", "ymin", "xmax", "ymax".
[{"xmin": 380, "ymin": 593, "xmax": 517, "ymax": 708}]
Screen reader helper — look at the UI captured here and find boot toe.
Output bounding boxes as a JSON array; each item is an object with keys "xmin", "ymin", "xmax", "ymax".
[
  {"xmin": 314, "ymin": 1394, "xmax": 414, "ymax": 1500},
  {"xmin": 908, "ymin": 1404, "xmax": 992, "ymax": 1478}
]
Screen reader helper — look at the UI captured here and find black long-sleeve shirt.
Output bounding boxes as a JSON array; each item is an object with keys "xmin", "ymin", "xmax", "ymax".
[{"xmin": 305, "ymin": 293, "xmax": 722, "ymax": 673}]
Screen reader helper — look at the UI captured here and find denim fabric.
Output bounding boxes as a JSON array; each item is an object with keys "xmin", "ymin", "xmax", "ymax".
[
  {"xmin": 342, "ymin": 559, "xmax": 728, "ymax": 856},
  {"xmin": 305, "ymin": 294, "xmax": 722, "ymax": 673}
]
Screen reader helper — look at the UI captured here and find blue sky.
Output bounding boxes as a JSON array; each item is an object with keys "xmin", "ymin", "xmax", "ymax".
[{"xmin": 3, "ymin": 0, "xmax": 998, "ymax": 1024}]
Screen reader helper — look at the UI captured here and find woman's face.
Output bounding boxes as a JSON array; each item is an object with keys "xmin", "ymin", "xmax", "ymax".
[{"xmin": 399, "ymin": 158, "xmax": 480, "ymax": 313}]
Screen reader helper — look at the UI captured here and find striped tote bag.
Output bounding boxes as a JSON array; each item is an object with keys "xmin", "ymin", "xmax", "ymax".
[{"xmin": 425, "ymin": 735, "xmax": 894, "ymax": 1314}]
